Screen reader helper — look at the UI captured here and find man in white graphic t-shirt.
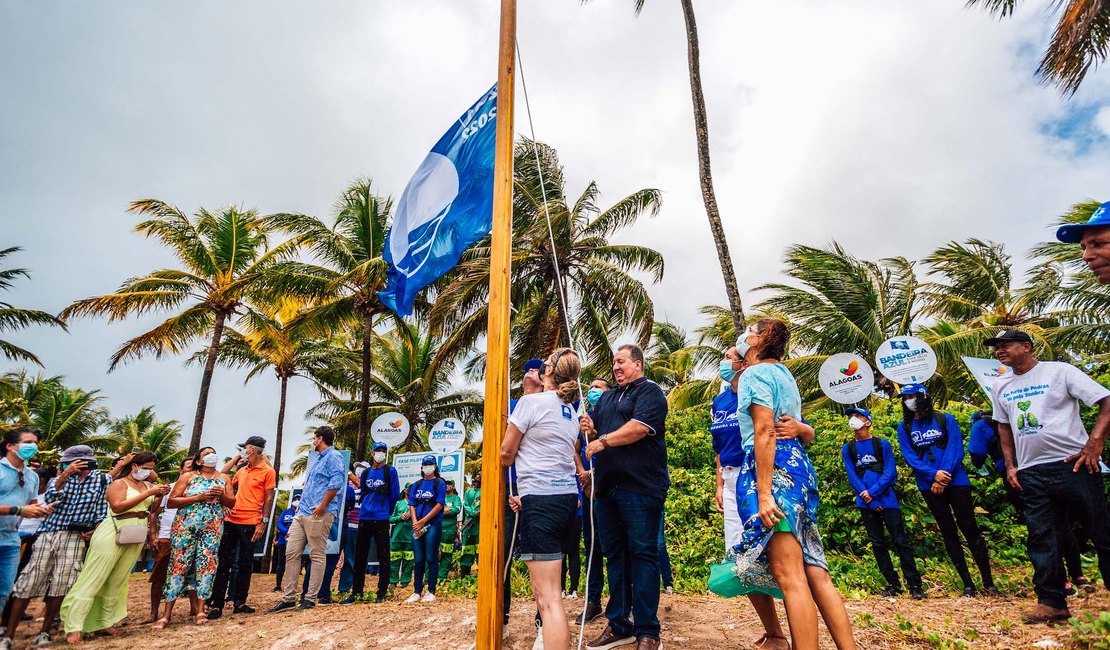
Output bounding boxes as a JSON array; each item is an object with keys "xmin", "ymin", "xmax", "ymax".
[{"xmin": 987, "ymin": 329, "xmax": 1110, "ymax": 624}]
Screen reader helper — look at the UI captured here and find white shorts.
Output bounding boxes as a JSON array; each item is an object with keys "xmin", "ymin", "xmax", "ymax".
[{"xmin": 721, "ymin": 465, "xmax": 742, "ymax": 551}]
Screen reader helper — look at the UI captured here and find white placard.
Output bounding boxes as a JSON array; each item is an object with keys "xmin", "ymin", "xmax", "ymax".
[
  {"xmin": 393, "ymin": 450, "xmax": 466, "ymax": 495},
  {"xmin": 371, "ymin": 411, "xmax": 410, "ymax": 448},
  {"xmin": 874, "ymin": 336, "xmax": 937, "ymax": 385},
  {"xmin": 428, "ymin": 418, "xmax": 466, "ymax": 453},
  {"xmin": 961, "ymin": 356, "xmax": 1011, "ymax": 396},
  {"xmin": 817, "ymin": 353, "xmax": 876, "ymax": 404}
]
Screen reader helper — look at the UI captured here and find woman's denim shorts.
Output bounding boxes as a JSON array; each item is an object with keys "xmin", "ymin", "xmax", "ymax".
[{"xmin": 517, "ymin": 493, "xmax": 578, "ymax": 561}]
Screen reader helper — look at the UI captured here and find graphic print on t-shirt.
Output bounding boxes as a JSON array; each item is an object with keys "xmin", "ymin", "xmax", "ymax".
[
  {"xmin": 1015, "ymin": 400, "xmax": 1041, "ymax": 433},
  {"xmin": 910, "ymin": 425, "xmax": 944, "ymax": 448},
  {"xmin": 999, "ymin": 384, "xmax": 1048, "ymax": 438}
]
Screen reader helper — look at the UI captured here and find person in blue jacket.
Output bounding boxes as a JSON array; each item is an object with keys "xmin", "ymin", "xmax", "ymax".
[
  {"xmin": 342, "ymin": 444, "xmax": 400, "ymax": 604},
  {"xmin": 405, "ymin": 455, "xmax": 446, "ymax": 603},
  {"xmin": 840, "ymin": 407, "xmax": 923, "ymax": 599},
  {"xmin": 895, "ymin": 384, "xmax": 997, "ymax": 597},
  {"xmin": 272, "ymin": 499, "xmax": 297, "ymax": 592}
]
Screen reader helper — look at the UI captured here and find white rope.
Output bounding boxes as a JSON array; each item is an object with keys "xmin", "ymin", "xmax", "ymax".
[{"xmin": 515, "ymin": 39, "xmax": 599, "ymax": 650}]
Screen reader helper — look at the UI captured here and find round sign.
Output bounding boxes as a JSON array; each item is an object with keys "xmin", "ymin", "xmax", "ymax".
[
  {"xmin": 817, "ymin": 353, "xmax": 876, "ymax": 404},
  {"xmin": 874, "ymin": 336, "xmax": 937, "ymax": 385},
  {"xmin": 370, "ymin": 412, "xmax": 409, "ymax": 448},
  {"xmin": 428, "ymin": 418, "xmax": 466, "ymax": 453}
]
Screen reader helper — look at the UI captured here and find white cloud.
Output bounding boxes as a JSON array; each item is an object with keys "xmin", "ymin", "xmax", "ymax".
[{"xmin": 1096, "ymin": 107, "xmax": 1110, "ymax": 138}]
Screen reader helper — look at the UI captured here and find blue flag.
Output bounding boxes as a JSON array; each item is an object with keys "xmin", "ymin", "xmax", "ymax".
[{"xmin": 379, "ymin": 84, "xmax": 498, "ymax": 316}]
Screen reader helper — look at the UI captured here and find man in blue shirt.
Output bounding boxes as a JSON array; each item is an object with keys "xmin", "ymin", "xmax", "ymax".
[
  {"xmin": 343, "ymin": 442, "xmax": 399, "ymax": 604},
  {"xmin": 0, "ymin": 428, "xmax": 51, "ymax": 619},
  {"xmin": 840, "ymin": 408, "xmax": 923, "ymax": 599},
  {"xmin": 269, "ymin": 426, "xmax": 346, "ymax": 612}
]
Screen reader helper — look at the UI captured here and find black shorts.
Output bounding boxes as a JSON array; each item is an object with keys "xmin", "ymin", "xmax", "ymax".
[{"xmin": 517, "ymin": 493, "xmax": 578, "ymax": 561}]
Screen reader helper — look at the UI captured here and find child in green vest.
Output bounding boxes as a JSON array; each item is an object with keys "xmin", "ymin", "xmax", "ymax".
[
  {"xmin": 438, "ymin": 480, "xmax": 463, "ymax": 581},
  {"xmin": 390, "ymin": 484, "xmax": 414, "ymax": 587}
]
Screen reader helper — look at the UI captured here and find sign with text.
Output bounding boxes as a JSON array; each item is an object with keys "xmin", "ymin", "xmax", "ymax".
[
  {"xmin": 428, "ymin": 418, "xmax": 467, "ymax": 453},
  {"xmin": 371, "ymin": 411, "xmax": 410, "ymax": 448},
  {"xmin": 961, "ymin": 356, "xmax": 1011, "ymax": 397},
  {"xmin": 818, "ymin": 353, "xmax": 875, "ymax": 404},
  {"xmin": 874, "ymin": 336, "xmax": 937, "ymax": 385},
  {"xmin": 393, "ymin": 450, "xmax": 465, "ymax": 525}
]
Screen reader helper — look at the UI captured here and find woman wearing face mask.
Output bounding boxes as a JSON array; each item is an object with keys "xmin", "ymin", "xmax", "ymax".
[
  {"xmin": 840, "ymin": 408, "xmax": 923, "ymax": 599},
  {"xmin": 895, "ymin": 384, "xmax": 996, "ymax": 597},
  {"xmin": 405, "ymin": 456, "xmax": 446, "ymax": 603},
  {"xmin": 154, "ymin": 447, "xmax": 235, "ymax": 629},
  {"xmin": 730, "ymin": 319, "xmax": 856, "ymax": 650},
  {"xmin": 60, "ymin": 451, "xmax": 169, "ymax": 643}
]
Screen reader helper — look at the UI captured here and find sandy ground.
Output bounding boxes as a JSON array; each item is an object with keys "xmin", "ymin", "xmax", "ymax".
[{"xmin": 11, "ymin": 573, "xmax": 1107, "ymax": 649}]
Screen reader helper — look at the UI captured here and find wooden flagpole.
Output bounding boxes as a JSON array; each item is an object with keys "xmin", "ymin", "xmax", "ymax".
[{"xmin": 475, "ymin": 0, "xmax": 515, "ymax": 647}]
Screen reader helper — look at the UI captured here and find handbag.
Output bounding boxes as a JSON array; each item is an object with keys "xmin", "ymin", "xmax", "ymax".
[{"xmin": 113, "ymin": 521, "xmax": 148, "ymax": 545}]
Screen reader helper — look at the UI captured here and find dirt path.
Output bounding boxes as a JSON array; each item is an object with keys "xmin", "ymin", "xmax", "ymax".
[{"xmin": 19, "ymin": 575, "xmax": 1105, "ymax": 649}]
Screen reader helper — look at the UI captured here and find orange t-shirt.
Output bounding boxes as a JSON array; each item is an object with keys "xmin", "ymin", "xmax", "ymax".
[{"xmin": 226, "ymin": 461, "xmax": 277, "ymax": 525}]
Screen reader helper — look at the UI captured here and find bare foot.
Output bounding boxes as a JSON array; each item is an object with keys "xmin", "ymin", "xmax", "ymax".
[
  {"xmin": 66, "ymin": 631, "xmax": 83, "ymax": 645},
  {"xmin": 754, "ymin": 634, "xmax": 790, "ymax": 650}
]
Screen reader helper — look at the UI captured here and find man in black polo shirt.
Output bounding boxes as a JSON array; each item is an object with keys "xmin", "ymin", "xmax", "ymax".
[{"xmin": 581, "ymin": 344, "xmax": 668, "ymax": 650}]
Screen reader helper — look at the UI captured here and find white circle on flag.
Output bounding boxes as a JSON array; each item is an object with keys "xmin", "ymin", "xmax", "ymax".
[
  {"xmin": 817, "ymin": 353, "xmax": 876, "ymax": 404},
  {"xmin": 428, "ymin": 418, "xmax": 466, "ymax": 453},
  {"xmin": 874, "ymin": 336, "xmax": 937, "ymax": 385},
  {"xmin": 371, "ymin": 412, "xmax": 410, "ymax": 448}
]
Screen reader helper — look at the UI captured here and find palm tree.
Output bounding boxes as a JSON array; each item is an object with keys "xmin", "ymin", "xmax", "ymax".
[
  {"xmin": 60, "ymin": 202, "xmax": 295, "ymax": 454},
  {"xmin": 309, "ymin": 321, "xmax": 483, "ymax": 452},
  {"xmin": 200, "ymin": 299, "xmax": 358, "ymax": 480},
  {"xmin": 587, "ymin": 0, "xmax": 746, "ymax": 332},
  {"xmin": 646, "ymin": 322, "xmax": 695, "ymax": 391},
  {"xmin": 88, "ymin": 406, "xmax": 188, "ymax": 480},
  {"xmin": 0, "ymin": 247, "xmax": 66, "ymax": 366},
  {"xmin": 967, "ymin": 0, "xmax": 1110, "ymax": 95},
  {"xmin": 263, "ymin": 179, "xmax": 394, "ymax": 461},
  {"xmin": 431, "ymin": 140, "xmax": 663, "ymax": 379},
  {"xmin": 0, "ymin": 372, "xmax": 108, "ymax": 451},
  {"xmin": 754, "ymin": 243, "xmax": 918, "ymax": 404}
]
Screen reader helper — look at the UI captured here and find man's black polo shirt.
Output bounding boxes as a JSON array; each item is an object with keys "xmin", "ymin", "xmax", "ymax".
[{"xmin": 592, "ymin": 376, "xmax": 669, "ymax": 498}]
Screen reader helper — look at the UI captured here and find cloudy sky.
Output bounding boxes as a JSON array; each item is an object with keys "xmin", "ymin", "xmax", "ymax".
[{"xmin": 1, "ymin": 1, "xmax": 1108, "ymax": 478}]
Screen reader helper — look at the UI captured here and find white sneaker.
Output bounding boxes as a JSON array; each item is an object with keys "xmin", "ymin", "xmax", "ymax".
[
  {"xmin": 532, "ymin": 625, "xmax": 544, "ymax": 650},
  {"xmin": 404, "ymin": 592, "xmax": 422, "ymax": 604},
  {"xmin": 421, "ymin": 592, "xmax": 436, "ymax": 603},
  {"xmin": 32, "ymin": 632, "xmax": 51, "ymax": 647},
  {"xmin": 568, "ymin": 591, "xmax": 578, "ymax": 600},
  {"xmin": 0, "ymin": 638, "xmax": 11, "ymax": 650}
]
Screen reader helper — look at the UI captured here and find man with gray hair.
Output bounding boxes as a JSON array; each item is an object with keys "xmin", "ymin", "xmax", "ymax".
[{"xmin": 581, "ymin": 344, "xmax": 669, "ymax": 650}]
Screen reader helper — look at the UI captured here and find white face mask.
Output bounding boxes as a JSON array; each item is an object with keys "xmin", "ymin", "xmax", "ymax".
[
  {"xmin": 848, "ymin": 416, "xmax": 866, "ymax": 431},
  {"xmin": 202, "ymin": 454, "xmax": 218, "ymax": 468},
  {"xmin": 373, "ymin": 452, "xmax": 386, "ymax": 464},
  {"xmin": 904, "ymin": 398, "xmax": 917, "ymax": 412},
  {"xmin": 421, "ymin": 465, "xmax": 435, "ymax": 477},
  {"xmin": 736, "ymin": 328, "xmax": 755, "ymax": 358},
  {"xmin": 133, "ymin": 468, "xmax": 152, "ymax": 481}
]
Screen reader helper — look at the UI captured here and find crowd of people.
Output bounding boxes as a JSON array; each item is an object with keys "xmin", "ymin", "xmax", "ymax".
[{"xmin": 0, "ymin": 207, "xmax": 1106, "ymax": 649}]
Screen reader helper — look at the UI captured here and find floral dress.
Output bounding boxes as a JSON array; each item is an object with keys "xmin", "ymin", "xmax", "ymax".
[
  {"xmin": 725, "ymin": 363, "xmax": 828, "ymax": 599},
  {"xmin": 163, "ymin": 472, "xmax": 225, "ymax": 602}
]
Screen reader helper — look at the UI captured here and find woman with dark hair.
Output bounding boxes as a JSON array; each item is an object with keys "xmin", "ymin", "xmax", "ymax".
[
  {"xmin": 147, "ymin": 456, "xmax": 195, "ymax": 622},
  {"xmin": 154, "ymin": 446, "xmax": 235, "ymax": 629},
  {"xmin": 405, "ymin": 456, "xmax": 445, "ymax": 603},
  {"xmin": 60, "ymin": 450, "xmax": 170, "ymax": 643},
  {"xmin": 896, "ymin": 384, "xmax": 996, "ymax": 597},
  {"xmin": 502, "ymin": 347, "xmax": 583, "ymax": 650},
  {"xmin": 730, "ymin": 319, "xmax": 856, "ymax": 650}
]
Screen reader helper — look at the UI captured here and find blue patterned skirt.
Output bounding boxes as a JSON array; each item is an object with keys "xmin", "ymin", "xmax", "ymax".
[{"xmin": 725, "ymin": 440, "xmax": 827, "ymax": 599}]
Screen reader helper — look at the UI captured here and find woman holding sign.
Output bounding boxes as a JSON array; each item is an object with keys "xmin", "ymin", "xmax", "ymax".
[{"xmin": 895, "ymin": 384, "xmax": 997, "ymax": 597}]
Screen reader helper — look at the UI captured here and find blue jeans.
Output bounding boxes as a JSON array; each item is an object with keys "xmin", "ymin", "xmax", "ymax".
[
  {"xmin": 595, "ymin": 488, "xmax": 665, "ymax": 640},
  {"xmin": 581, "ymin": 497, "xmax": 604, "ymax": 604},
  {"xmin": 0, "ymin": 544, "xmax": 19, "ymax": 612},
  {"xmin": 338, "ymin": 524, "xmax": 357, "ymax": 593},
  {"xmin": 656, "ymin": 511, "xmax": 673, "ymax": 589},
  {"xmin": 411, "ymin": 519, "xmax": 443, "ymax": 594},
  {"xmin": 1019, "ymin": 461, "xmax": 1110, "ymax": 609}
]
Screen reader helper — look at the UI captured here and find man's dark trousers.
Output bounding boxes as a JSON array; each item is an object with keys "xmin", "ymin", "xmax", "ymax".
[
  {"xmin": 351, "ymin": 520, "xmax": 391, "ymax": 599},
  {"xmin": 595, "ymin": 488, "xmax": 664, "ymax": 641},
  {"xmin": 210, "ymin": 523, "xmax": 256, "ymax": 609},
  {"xmin": 859, "ymin": 507, "xmax": 921, "ymax": 590}
]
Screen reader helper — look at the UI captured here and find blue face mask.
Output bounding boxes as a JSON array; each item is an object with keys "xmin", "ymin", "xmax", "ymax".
[
  {"xmin": 586, "ymin": 388, "xmax": 603, "ymax": 405},
  {"xmin": 16, "ymin": 443, "xmax": 37, "ymax": 461},
  {"xmin": 719, "ymin": 360, "xmax": 738, "ymax": 383}
]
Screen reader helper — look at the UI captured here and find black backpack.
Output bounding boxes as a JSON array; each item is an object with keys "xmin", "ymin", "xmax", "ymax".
[{"xmin": 847, "ymin": 438, "xmax": 885, "ymax": 478}]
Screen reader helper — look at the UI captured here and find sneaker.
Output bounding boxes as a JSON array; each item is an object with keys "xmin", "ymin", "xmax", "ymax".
[
  {"xmin": 421, "ymin": 592, "xmax": 436, "ymax": 603},
  {"xmin": 961, "ymin": 587, "xmax": 976, "ymax": 598},
  {"xmin": 562, "ymin": 590, "xmax": 567, "ymax": 599},
  {"xmin": 371, "ymin": 596, "xmax": 386, "ymax": 604},
  {"xmin": 267, "ymin": 600, "xmax": 297, "ymax": 614},
  {"xmin": 982, "ymin": 586, "xmax": 1001, "ymax": 597},
  {"xmin": 298, "ymin": 599, "xmax": 316, "ymax": 610},
  {"xmin": 663, "ymin": 587, "xmax": 673, "ymax": 595},
  {"xmin": 909, "ymin": 586, "xmax": 926, "ymax": 600},
  {"xmin": 339, "ymin": 595, "xmax": 359, "ymax": 605},
  {"xmin": 880, "ymin": 586, "xmax": 903, "ymax": 597},
  {"xmin": 318, "ymin": 596, "xmax": 334, "ymax": 605},
  {"xmin": 568, "ymin": 591, "xmax": 578, "ymax": 600},
  {"xmin": 233, "ymin": 603, "xmax": 256, "ymax": 614},
  {"xmin": 31, "ymin": 633, "xmax": 51, "ymax": 647},
  {"xmin": 206, "ymin": 607, "xmax": 222, "ymax": 620},
  {"xmin": 582, "ymin": 601, "xmax": 604, "ymax": 623},
  {"xmin": 0, "ymin": 638, "xmax": 11, "ymax": 650},
  {"xmin": 404, "ymin": 593, "xmax": 422, "ymax": 604},
  {"xmin": 586, "ymin": 625, "xmax": 636, "ymax": 650},
  {"xmin": 532, "ymin": 625, "xmax": 544, "ymax": 650}
]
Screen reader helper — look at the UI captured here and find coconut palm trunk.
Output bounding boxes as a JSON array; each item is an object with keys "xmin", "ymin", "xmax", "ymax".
[
  {"xmin": 356, "ymin": 313, "xmax": 373, "ymax": 461},
  {"xmin": 679, "ymin": 0, "xmax": 745, "ymax": 331},
  {"xmin": 189, "ymin": 314, "xmax": 227, "ymax": 455},
  {"xmin": 263, "ymin": 373, "xmax": 289, "ymax": 572}
]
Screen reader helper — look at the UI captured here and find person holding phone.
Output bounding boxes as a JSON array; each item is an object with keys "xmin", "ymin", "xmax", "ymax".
[
  {"xmin": 0, "ymin": 428, "xmax": 52, "ymax": 624},
  {"xmin": 154, "ymin": 447, "xmax": 235, "ymax": 629},
  {"xmin": 5, "ymin": 445, "xmax": 111, "ymax": 647}
]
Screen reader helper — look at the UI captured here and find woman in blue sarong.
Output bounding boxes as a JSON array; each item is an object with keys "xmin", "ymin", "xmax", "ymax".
[{"xmin": 729, "ymin": 318, "xmax": 856, "ymax": 650}]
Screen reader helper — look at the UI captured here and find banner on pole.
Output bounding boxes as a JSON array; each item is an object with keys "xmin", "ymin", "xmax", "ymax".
[
  {"xmin": 874, "ymin": 336, "xmax": 937, "ymax": 385},
  {"xmin": 961, "ymin": 356, "xmax": 1011, "ymax": 396},
  {"xmin": 379, "ymin": 84, "xmax": 498, "ymax": 316},
  {"xmin": 818, "ymin": 353, "xmax": 875, "ymax": 404}
]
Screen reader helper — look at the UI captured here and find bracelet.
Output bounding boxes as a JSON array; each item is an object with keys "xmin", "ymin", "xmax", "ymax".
[{"xmin": 16, "ymin": 506, "xmax": 22, "ymax": 517}]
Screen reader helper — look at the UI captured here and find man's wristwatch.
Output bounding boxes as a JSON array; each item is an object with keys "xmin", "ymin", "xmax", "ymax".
[
  {"xmin": 261, "ymin": 517, "xmax": 270, "ymax": 523},
  {"xmin": 599, "ymin": 436, "xmax": 610, "ymax": 449}
]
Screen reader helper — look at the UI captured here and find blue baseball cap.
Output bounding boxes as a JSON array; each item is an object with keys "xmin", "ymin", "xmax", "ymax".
[
  {"xmin": 900, "ymin": 383, "xmax": 928, "ymax": 396},
  {"xmin": 1057, "ymin": 201, "xmax": 1110, "ymax": 243},
  {"xmin": 523, "ymin": 358, "xmax": 544, "ymax": 374},
  {"xmin": 845, "ymin": 407, "xmax": 872, "ymax": 420},
  {"xmin": 421, "ymin": 454, "xmax": 437, "ymax": 465},
  {"xmin": 371, "ymin": 441, "xmax": 387, "ymax": 452}
]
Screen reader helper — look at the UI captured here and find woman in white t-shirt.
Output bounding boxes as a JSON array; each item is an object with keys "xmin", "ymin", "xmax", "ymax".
[{"xmin": 501, "ymin": 347, "xmax": 582, "ymax": 650}]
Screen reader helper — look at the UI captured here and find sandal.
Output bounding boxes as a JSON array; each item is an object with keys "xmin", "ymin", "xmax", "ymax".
[
  {"xmin": 195, "ymin": 613, "xmax": 209, "ymax": 626},
  {"xmin": 152, "ymin": 618, "xmax": 171, "ymax": 631},
  {"xmin": 754, "ymin": 634, "xmax": 790, "ymax": 649}
]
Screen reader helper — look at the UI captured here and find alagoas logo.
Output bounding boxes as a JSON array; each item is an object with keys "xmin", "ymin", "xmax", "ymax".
[
  {"xmin": 389, "ymin": 419, "xmax": 404, "ymax": 428},
  {"xmin": 840, "ymin": 360, "xmax": 859, "ymax": 376}
]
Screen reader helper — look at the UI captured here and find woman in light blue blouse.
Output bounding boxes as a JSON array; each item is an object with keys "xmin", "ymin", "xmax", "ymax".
[{"xmin": 730, "ymin": 318, "xmax": 855, "ymax": 650}]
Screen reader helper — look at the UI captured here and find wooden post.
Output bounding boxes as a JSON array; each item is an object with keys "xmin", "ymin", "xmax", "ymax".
[{"xmin": 475, "ymin": 0, "xmax": 515, "ymax": 648}]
